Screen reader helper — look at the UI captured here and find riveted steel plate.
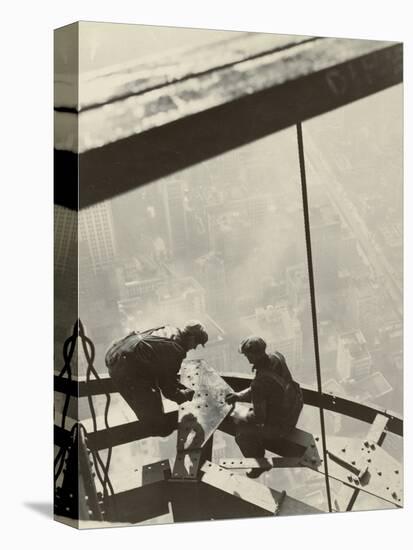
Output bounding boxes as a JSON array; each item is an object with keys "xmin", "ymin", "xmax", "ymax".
[{"xmin": 177, "ymin": 360, "xmax": 233, "ymax": 451}]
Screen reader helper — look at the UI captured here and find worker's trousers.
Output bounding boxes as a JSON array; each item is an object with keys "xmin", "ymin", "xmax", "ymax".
[
  {"xmin": 108, "ymin": 364, "xmax": 176, "ymax": 437},
  {"xmin": 232, "ymin": 404, "xmax": 292, "ymax": 458}
]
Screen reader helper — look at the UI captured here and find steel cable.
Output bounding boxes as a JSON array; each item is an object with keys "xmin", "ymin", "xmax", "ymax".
[{"xmin": 296, "ymin": 122, "xmax": 333, "ymax": 513}]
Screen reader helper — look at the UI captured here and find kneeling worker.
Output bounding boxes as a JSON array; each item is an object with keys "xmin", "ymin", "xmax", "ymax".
[
  {"xmin": 226, "ymin": 336, "xmax": 303, "ymax": 477},
  {"xmin": 105, "ymin": 321, "xmax": 208, "ymax": 437}
]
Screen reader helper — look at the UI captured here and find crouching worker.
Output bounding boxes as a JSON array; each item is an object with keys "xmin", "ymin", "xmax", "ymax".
[
  {"xmin": 226, "ymin": 336, "xmax": 303, "ymax": 478},
  {"xmin": 105, "ymin": 321, "xmax": 208, "ymax": 437}
]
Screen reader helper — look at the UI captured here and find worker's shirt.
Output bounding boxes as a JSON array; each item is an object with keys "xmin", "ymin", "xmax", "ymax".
[
  {"xmin": 238, "ymin": 353, "xmax": 297, "ymax": 426},
  {"xmin": 107, "ymin": 325, "xmax": 189, "ymax": 404}
]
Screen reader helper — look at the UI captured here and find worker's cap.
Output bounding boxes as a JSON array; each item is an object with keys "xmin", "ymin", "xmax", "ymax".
[
  {"xmin": 239, "ymin": 336, "xmax": 267, "ymax": 355},
  {"xmin": 183, "ymin": 320, "xmax": 208, "ymax": 347}
]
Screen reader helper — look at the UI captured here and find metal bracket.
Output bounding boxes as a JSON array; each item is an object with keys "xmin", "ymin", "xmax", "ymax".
[
  {"xmin": 312, "ymin": 433, "xmax": 402, "ymax": 507},
  {"xmin": 219, "ymin": 430, "xmax": 322, "ymax": 471}
]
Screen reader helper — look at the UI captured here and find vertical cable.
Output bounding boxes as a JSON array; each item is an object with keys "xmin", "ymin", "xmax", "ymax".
[{"xmin": 296, "ymin": 122, "xmax": 333, "ymax": 513}]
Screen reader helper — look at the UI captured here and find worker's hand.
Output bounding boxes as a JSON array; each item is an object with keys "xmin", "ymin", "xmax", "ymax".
[{"xmin": 225, "ymin": 392, "xmax": 239, "ymax": 405}]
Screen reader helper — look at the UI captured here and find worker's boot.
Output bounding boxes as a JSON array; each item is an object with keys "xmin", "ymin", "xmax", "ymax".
[{"xmin": 246, "ymin": 467, "xmax": 271, "ymax": 479}]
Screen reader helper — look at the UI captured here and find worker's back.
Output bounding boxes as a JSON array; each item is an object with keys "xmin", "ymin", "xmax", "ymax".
[
  {"xmin": 105, "ymin": 325, "xmax": 186, "ymax": 380},
  {"xmin": 252, "ymin": 352, "xmax": 303, "ymax": 430}
]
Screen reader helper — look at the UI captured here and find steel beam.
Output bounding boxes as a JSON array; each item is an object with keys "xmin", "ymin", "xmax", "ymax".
[
  {"xmin": 54, "ymin": 373, "xmax": 403, "ymax": 437},
  {"xmin": 200, "ymin": 461, "xmax": 322, "ymax": 517},
  {"xmin": 54, "ymin": 37, "xmax": 402, "ymax": 209},
  {"xmin": 104, "ymin": 460, "xmax": 172, "ymax": 524},
  {"xmin": 54, "ymin": 411, "xmax": 178, "ymax": 451}
]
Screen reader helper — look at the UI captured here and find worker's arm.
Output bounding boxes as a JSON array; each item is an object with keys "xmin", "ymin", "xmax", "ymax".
[
  {"xmin": 158, "ymin": 372, "xmax": 194, "ymax": 404},
  {"xmin": 157, "ymin": 348, "xmax": 194, "ymax": 404},
  {"xmin": 225, "ymin": 386, "xmax": 251, "ymax": 404}
]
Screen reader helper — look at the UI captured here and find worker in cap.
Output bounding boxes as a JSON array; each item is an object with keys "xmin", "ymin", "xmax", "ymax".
[
  {"xmin": 226, "ymin": 335, "xmax": 303, "ymax": 478},
  {"xmin": 180, "ymin": 320, "xmax": 209, "ymax": 348},
  {"xmin": 105, "ymin": 320, "xmax": 208, "ymax": 437}
]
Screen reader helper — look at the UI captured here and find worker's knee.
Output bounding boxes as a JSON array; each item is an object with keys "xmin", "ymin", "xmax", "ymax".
[{"xmin": 156, "ymin": 421, "xmax": 176, "ymax": 438}]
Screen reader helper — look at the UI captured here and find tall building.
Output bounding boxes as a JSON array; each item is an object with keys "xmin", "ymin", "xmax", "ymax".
[
  {"xmin": 206, "ymin": 193, "xmax": 272, "ymax": 264},
  {"xmin": 310, "ymin": 203, "xmax": 341, "ymax": 291},
  {"xmin": 54, "ymin": 205, "xmax": 77, "ymax": 275},
  {"xmin": 378, "ymin": 221, "xmax": 402, "ymax": 266},
  {"xmin": 207, "ymin": 201, "xmax": 253, "ymax": 265},
  {"xmin": 162, "ymin": 178, "xmax": 188, "ymax": 257},
  {"xmin": 79, "ymin": 201, "xmax": 117, "ymax": 272},
  {"xmin": 286, "ymin": 263, "xmax": 311, "ymax": 313},
  {"xmin": 114, "ymin": 256, "xmax": 169, "ymax": 331},
  {"xmin": 241, "ymin": 304, "xmax": 303, "ymax": 373},
  {"xmin": 339, "ymin": 226, "xmax": 362, "ymax": 273},
  {"xmin": 349, "ymin": 277, "xmax": 380, "ymax": 341},
  {"xmin": 156, "ymin": 276, "xmax": 206, "ymax": 323},
  {"xmin": 54, "ymin": 205, "xmax": 78, "ymax": 366},
  {"xmin": 189, "ymin": 315, "xmax": 231, "ymax": 373},
  {"xmin": 195, "ymin": 252, "xmax": 228, "ymax": 318},
  {"xmin": 337, "ymin": 330, "xmax": 372, "ymax": 381}
]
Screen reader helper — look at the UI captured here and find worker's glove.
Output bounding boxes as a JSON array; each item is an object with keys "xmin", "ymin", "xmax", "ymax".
[
  {"xmin": 181, "ymin": 388, "xmax": 195, "ymax": 402},
  {"xmin": 225, "ymin": 392, "xmax": 240, "ymax": 405}
]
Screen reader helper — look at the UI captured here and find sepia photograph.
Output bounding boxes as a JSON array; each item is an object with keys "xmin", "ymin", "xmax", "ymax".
[{"xmin": 53, "ymin": 20, "xmax": 403, "ymax": 528}]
